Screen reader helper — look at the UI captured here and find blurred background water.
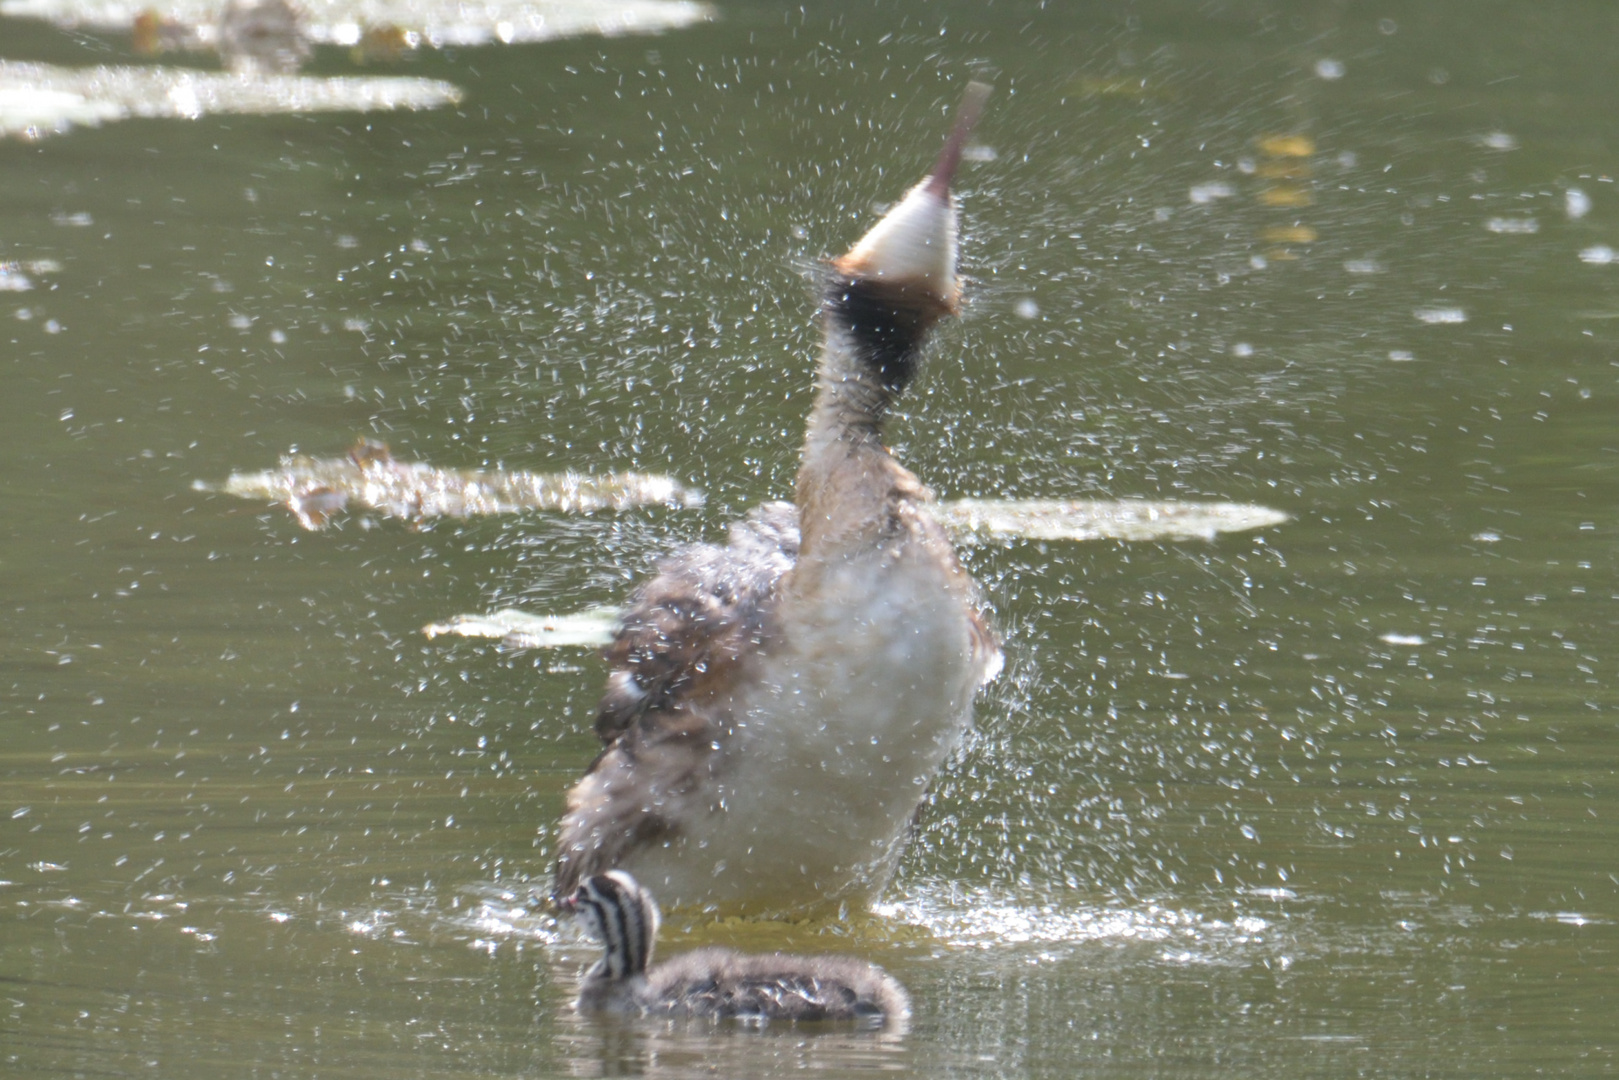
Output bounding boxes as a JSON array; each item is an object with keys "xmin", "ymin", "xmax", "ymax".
[{"xmin": 3, "ymin": 1, "xmax": 1617, "ymax": 1076}]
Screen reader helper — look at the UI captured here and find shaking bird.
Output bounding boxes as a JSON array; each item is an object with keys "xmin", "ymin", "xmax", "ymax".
[
  {"xmin": 554, "ymin": 83, "xmax": 1001, "ymax": 915},
  {"xmin": 564, "ymin": 870, "xmax": 910, "ymax": 1023}
]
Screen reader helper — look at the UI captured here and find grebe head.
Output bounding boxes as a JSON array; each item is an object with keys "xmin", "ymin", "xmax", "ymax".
[
  {"xmin": 816, "ymin": 82, "xmax": 991, "ymax": 401},
  {"xmin": 832, "ymin": 80, "xmax": 991, "ymax": 313},
  {"xmin": 565, "ymin": 870, "xmax": 660, "ymax": 980}
]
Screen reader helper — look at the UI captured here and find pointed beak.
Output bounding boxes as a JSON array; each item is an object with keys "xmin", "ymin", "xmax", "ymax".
[{"xmin": 831, "ymin": 81, "xmax": 991, "ymax": 310}]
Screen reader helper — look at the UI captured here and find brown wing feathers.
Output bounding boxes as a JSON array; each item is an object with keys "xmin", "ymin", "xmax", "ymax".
[
  {"xmin": 593, "ymin": 503, "xmax": 797, "ymax": 742},
  {"xmin": 553, "ymin": 506, "xmax": 799, "ymax": 896}
]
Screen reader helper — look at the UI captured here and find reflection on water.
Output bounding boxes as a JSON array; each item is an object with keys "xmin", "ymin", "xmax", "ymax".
[
  {"xmin": 5, "ymin": 0, "xmax": 1619, "ymax": 1076},
  {"xmin": 552, "ymin": 1013, "xmax": 911, "ymax": 1080}
]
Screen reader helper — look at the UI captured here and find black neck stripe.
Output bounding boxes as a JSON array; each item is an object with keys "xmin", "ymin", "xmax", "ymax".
[{"xmin": 823, "ymin": 274, "xmax": 952, "ymax": 394}]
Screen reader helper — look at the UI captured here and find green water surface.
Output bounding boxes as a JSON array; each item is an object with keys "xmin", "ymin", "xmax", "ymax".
[{"xmin": 3, "ymin": 2, "xmax": 1617, "ymax": 1076}]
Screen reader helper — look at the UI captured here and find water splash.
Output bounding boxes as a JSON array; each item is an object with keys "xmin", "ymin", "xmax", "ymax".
[
  {"xmin": 423, "ymin": 605, "xmax": 621, "ymax": 649},
  {"xmin": 874, "ymin": 880, "xmax": 1289, "ymax": 969}
]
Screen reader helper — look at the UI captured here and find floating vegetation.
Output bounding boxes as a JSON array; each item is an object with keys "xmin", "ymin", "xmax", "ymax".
[
  {"xmin": 0, "ymin": 59, "xmax": 461, "ymax": 139},
  {"xmin": 1255, "ymin": 159, "xmax": 1311, "ymax": 180},
  {"xmin": 423, "ymin": 606, "xmax": 621, "ymax": 648},
  {"xmin": 932, "ymin": 498, "xmax": 1290, "ymax": 545},
  {"xmin": 1260, "ymin": 224, "xmax": 1318, "ymax": 244},
  {"xmin": 1258, "ymin": 185, "xmax": 1312, "ymax": 208},
  {"xmin": 1252, "ymin": 133, "xmax": 1317, "ymax": 249},
  {"xmin": 133, "ymin": 0, "xmax": 313, "ymax": 74},
  {"xmin": 194, "ymin": 440, "xmax": 704, "ymax": 529},
  {"xmin": 1, "ymin": 0, "xmax": 716, "ymax": 52},
  {"xmin": 1256, "ymin": 133, "xmax": 1315, "ymax": 158}
]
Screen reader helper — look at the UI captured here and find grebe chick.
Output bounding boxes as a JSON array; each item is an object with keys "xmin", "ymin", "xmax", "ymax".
[
  {"xmin": 564, "ymin": 871, "xmax": 910, "ymax": 1024},
  {"xmin": 554, "ymin": 82, "xmax": 1001, "ymax": 915}
]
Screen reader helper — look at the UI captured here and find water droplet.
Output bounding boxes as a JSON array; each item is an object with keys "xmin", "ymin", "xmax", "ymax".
[
  {"xmin": 1414, "ymin": 306, "xmax": 1467, "ymax": 325},
  {"xmin": 1188, "ymin": 181, "xmax": 1234, "ymax": 204},
  {"xmin": 1484, "ymin": 217, "xmax": 1538, "ymax": 234},
  {"xmin": 1380, "ymin": 633, "xmax": 1426, "ymax": 646}
]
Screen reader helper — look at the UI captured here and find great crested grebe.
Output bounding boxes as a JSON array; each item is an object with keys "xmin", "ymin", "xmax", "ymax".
[
  {"xmin": 553, "ymin": 83, "xmax": 1001, "ymax": 915},
  {"xmin": 564, "ymin": 871, "xmax": 909, "ymax": 1023}
]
